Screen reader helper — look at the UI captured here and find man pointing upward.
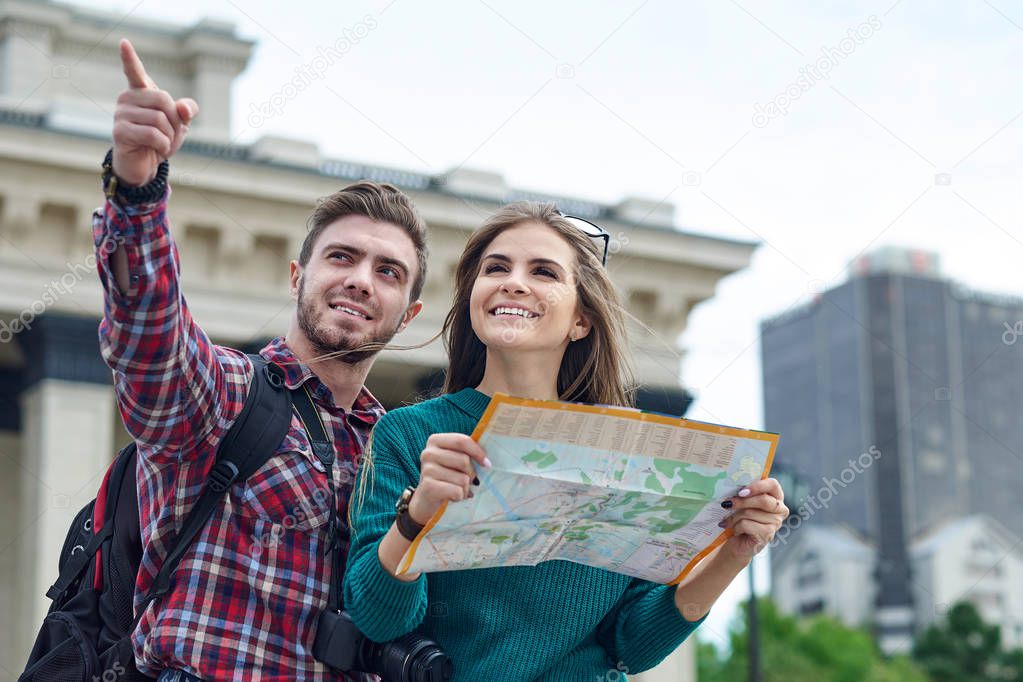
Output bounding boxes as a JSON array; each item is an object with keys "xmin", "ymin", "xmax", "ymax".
[{"xmin": 97, "ymin": 39, "xmax": 426, "ymax": 680}]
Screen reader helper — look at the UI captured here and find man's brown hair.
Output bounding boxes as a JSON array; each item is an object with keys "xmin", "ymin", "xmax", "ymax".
[{"xmin": 301, "ymin": 181, "xmax": 428, "ymax": 302}]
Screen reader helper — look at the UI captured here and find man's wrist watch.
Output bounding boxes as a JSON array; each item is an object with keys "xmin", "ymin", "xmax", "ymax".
[
  {"xmin": 102, "ymin": 148, "xmax": 169, "ymax": 204},
  {"xmin": 395, "ymin": 486, "xmax": 425, "ymax": 541}
]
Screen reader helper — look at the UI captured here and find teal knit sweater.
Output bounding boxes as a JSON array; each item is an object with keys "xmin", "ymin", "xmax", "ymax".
[{"xmin": 343, "ymin": 389, "xmax": 705, "ymax": 681}]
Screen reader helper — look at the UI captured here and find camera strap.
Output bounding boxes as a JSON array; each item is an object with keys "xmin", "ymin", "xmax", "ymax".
[{"xmin": 292, "ymin": 386, "xmax": 344, "ymax": 614}]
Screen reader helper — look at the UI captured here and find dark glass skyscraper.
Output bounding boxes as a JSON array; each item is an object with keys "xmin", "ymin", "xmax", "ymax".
[{"xmin": 761, "ymin": 247, "xmax": 1023, "ymax": 651}]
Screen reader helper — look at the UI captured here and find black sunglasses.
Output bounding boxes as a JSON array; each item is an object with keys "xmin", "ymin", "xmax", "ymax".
[{"xmin": 558, "ymin": 212, "xmax": 610, "ymax": 266}]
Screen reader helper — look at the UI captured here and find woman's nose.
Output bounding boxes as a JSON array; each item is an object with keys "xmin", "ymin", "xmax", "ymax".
[{"xmin": 500, "ymin": 272, "xmax": 529, "ymax": 295}]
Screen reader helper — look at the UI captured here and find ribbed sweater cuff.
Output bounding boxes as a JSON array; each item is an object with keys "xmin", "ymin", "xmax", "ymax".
[
  {"xmin": 623, "ymin": 586, "xmax": 706, "ymax": 668},
  {"xmin": 346, "ymin": 539, "xmax": 426, "ymax": 643}
]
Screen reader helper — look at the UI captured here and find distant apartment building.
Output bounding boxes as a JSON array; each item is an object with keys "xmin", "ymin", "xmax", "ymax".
[{"xmin": 772, "ymin": 516, "xmax": 1023, "ymax": 650}]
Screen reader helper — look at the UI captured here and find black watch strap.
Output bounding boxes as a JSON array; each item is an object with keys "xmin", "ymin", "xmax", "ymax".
[
  {"xmin": 396, "ymin": 511, "xmax": 425, "ymax": 542},
  {"xmin": 102, "ymin": 148, "xmax": 169, "ymax": 204}
]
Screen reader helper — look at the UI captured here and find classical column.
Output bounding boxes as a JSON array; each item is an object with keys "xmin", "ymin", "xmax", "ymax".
[
  {"xmin": 0, "ymin": 375, "xmax": 22, "ymax": 671},
  {"xmin": 0, "ymin": 12, "xmax": 55, "ymax": 110},
  {"xmin": 14, "ymin": 312, "xmax": 115, "ymax": 660}
]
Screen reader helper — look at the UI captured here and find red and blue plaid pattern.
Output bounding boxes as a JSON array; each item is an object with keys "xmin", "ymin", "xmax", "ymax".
[{"xmin": 94, "ymin": 190, "xmax": 381, "ymax": 680}]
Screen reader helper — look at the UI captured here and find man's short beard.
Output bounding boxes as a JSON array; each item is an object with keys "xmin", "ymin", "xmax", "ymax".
[{"xmin": 297, "ymin": 280, "xmax": 401, "ymax": 365}]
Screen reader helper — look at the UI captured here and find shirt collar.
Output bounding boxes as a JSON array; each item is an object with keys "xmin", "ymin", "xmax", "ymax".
[{"xmin": 259, "ymin": 337, "xmax": 385, "ymax": 424}]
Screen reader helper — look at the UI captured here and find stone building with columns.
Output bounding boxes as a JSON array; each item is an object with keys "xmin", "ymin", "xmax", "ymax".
[{"xmin": 0, "ymin": 2, "xmax": 756, "ymax": 678}]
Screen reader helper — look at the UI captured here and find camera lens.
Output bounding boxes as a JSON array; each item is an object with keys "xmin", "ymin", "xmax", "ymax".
[
  {"xmin": 418, "ymin": 649, "xmax": 455, "ymax": 681},
  {"xmin": 368, "ymin": 633, "xmax": 454, "ymax": 682}
]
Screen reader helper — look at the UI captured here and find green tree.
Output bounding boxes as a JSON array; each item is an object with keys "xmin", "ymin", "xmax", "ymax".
[
  {"xmin": 913, "ymin": 601, "xmax": 1022, "ymax": 681},
  {"xmin": 697, "ymin": 598, "xmax": 928, "ymax": 682}
]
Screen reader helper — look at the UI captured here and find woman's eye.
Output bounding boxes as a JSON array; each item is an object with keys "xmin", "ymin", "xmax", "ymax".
[
  {"xmin": 484, "ymin": 263, "xmax": 507, "ymax": 274},
  {"xmin": 535, "ymin": 268, "xmax": 557, "ymax": 279}
]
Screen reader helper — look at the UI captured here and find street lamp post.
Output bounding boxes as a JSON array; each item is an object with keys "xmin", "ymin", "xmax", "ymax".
[
  {"xmin": 746, "ymin": 466, "xmax": 807, "ymax": 682},
  {"xmin": 748, "ymin": 556, "xmax": 762, "ymax": 682}
]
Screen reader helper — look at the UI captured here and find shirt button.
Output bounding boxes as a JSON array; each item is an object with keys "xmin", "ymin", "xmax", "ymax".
[{"xmin": 130, "ymin": 274, "xmax": 140, "ymax": 282}]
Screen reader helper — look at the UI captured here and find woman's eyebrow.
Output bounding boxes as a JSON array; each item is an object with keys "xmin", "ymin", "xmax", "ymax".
[{"xmin": 482, "ymin": 253, "xmax": 566, "ymax": 271}]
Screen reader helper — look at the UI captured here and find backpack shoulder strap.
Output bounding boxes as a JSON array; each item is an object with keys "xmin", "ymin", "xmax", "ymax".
[
  {"xmin": 142, "ymin": 353, "xmax": 293, "ymax": 606},
  {"xmin": 208, "ymin": 354, "xmax": 294, "ymax": 490}
]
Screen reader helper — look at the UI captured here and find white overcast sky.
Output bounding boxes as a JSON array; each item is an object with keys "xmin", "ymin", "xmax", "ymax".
[{"xmin": 85, "ymin": 0, "xmax": 1023, "ymax": 648}]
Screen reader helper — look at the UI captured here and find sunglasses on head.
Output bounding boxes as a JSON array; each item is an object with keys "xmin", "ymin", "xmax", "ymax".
[{"xmin": 557, "ymin": 211, "xmax": 610, "ymax": 266}]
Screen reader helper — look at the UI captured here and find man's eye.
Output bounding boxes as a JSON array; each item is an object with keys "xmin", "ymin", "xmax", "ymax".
[
  {"xmin": 329, "ymin": 251, "xmax": 349, "ymax": 261},
  {"xmin": 380, "ymin": 266, "xmax": 399, "ymax": 279}
]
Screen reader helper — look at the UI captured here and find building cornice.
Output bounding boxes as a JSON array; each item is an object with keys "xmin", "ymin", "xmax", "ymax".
[{"xmin": 0, "ymin": 105, "xmax": 757, "ymax": 254}]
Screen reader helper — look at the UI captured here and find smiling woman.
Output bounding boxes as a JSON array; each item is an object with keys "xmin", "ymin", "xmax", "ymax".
[
  {"xmin": 446, "ymin": 203, "xmax": 633, "ymax": 407},
  {"xmin": 343, "ymin": 201, "xmax": 789, "ymax": 681},
  {"xmin": 469, "ymin": 222, "xmax": 598, "ymax": 386}
]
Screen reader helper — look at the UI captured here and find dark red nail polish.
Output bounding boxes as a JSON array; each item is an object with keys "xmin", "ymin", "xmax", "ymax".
[{"xmin": 721, "ymin": 500, "xmax": 733, "ymax": 509}]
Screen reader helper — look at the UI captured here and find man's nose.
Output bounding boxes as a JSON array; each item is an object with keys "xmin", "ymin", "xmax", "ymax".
[{"xmin": 342, "ymin": 262, "xmax": 373, "ymax": 296}]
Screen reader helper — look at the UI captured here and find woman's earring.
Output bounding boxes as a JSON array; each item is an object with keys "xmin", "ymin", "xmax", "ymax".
[{"xmin": 569, "ymin": 333, "xmax": 576, "ymax": 342}]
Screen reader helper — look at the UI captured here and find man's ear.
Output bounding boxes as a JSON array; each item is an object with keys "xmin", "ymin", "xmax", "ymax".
[
  {"xmin": 289, "ymin": 261, "xmax": 301, "ymax": 300},
  {"xmin": 396, "ymin": 300, "xmax": 424, "ymax": 333}
]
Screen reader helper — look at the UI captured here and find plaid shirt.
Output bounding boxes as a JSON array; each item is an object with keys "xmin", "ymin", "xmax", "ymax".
[{"xmin": 94, "ymin": 188, "xmax": 383, "ymax": 680}]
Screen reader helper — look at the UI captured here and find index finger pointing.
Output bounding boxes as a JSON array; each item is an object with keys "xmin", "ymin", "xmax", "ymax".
[{"xmin": 120, "ymin": 39, "xmax": 153, "ymax": 89}]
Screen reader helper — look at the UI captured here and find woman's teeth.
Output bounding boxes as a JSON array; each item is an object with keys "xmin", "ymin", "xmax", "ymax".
[{"xmin": 493, "ymin": 306, "xmax": 537, "ymax": 318}]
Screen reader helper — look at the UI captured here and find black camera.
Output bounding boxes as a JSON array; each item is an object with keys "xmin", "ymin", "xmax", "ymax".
[{"xmin": 314, "ymin": 609, "xmax": 454, "ymax": 682}]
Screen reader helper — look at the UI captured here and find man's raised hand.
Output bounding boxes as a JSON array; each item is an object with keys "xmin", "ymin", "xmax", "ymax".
[{"xmin": 112, "ymin": 39, "xmax": 199, "ymax": 186}]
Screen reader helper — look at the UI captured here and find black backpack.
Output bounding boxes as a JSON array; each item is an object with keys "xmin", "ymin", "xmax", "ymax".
[{"xmin": 20, "ymin": 355, "xmax": 293, "ymax": 682}]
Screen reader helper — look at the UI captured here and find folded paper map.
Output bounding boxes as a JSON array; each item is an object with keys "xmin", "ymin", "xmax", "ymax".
[{"xmin": 398, "ymin": 393, "xmax": 779, "ymax": 584}]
